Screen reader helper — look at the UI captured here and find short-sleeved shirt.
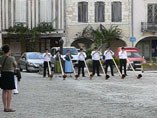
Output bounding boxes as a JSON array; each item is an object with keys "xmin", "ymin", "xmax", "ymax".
[{"xmin": 0, "ymin": 55, "xmax": 17, "ymax": 72}]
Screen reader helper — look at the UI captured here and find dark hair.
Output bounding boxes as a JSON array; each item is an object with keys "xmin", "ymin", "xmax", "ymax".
[
  {"xmin": 121, "ymin": 47, "xmax": 125, "ymax": 50},
  {"xmin": 2, "ymin": 44, "xmax": 10, "ymax": 54},
  {"xmin": 45, "ymin": 49, "xmax": 48, "ymax": 51},
  {"xmin": 94, "ymin": 47, "xmax": 98, "ymax": 50},
  {"xmin": 106, "ymin": 46, "xmax": 110, "ymax": 49},
  {"xmin": 80, "ymin": 48, "xmax": 83, "ymax": 51}
]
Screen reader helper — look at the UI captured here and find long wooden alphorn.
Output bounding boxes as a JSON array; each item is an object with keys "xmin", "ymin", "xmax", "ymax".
[
  {"xmin": 99, "ymin": 60, "xmax": 110, "ymax": 80},
  {"xmin": 58, "ymin": 54, "xmax": 67, "ymax": 80},
  {"xmin": 48, "ymin": 61, "xmax": 53, "ymax": 79}
]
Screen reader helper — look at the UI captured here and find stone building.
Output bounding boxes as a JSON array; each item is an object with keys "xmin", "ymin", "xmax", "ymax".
[
  {"xmin": 133, "ymin": 0, "xmax": 157, "ymax": 60},
  {"xmin": 65, "ymin": 0, "xmax": 132, "ymax": 53},
  {"xmin": 0, "ymin": 0, "xmax": 65, "ymax": 57}
]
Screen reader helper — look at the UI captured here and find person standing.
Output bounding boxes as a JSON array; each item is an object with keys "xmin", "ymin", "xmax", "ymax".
[
  {"xmin": 77, "ymin": 48, "xmax": 87, "ymax": 77},
  {"xmin": 119, "ymin": 47, "xmax": 127, "ymax": 76},
  {"xmin": 0, "ymin": 44, "xmax": 16, "ymax": 112},
  {"xmin": 43, "ymin": 49, "xmax": 52, "ymax": 77},
  {"xmin": 91, "ymin": 47, "xmax": 102, "ymax": 76},
  {"xmin": 64, "ymin": 50, "xmax": 73, "ymax": 77},
  {"xmin": 104, "ymin": 47, "xmax": 114, "ymax": 76}
]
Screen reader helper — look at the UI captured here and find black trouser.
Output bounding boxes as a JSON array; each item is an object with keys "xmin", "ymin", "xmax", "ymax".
[
  {"xmin": 78, "ymin": 61, "xmax": 85, "ymax": 76},
  {"xmin": 43, "ymin": 61, "xmax": 51, "ymax": 77},
  {"xmin": 120, "ymin": 59, "xmax": 127, "ymax": 75},
  {"xmin": 105, "ymin": 60, "xmax": 114, "ymax": 76},
  {"xmin": 92, "ymin": 60, "xmax": 100, "ymax": 76}
]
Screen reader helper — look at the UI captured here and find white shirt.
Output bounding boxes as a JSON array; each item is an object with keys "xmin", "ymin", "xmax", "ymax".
[
  {"xmin": 104, "ymin": 50, "xmax": 114, "ymax": 60},
  {"xmin": 119, "ymin": 51, "xmax": 127, "ymax": 59},
  {"xmin": 78, "ymin": 52, "xmax": 87, "ymax": 61},
  {"xmin": 43, "ymin": 53, "xmax": 52, "ymax": 62},
  {"xmin": 91, "ymin": 51, "xmax": 102, "ymax": 60}
]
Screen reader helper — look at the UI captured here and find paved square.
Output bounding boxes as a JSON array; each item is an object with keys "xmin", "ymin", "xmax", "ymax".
[{"xmin": 0, "ymin": 71, "xmax": 157, "ymax": 118}]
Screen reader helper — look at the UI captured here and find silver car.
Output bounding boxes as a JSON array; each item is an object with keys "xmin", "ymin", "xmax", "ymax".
[{"xmin": 19, "ymin": 52, "xmax": 44, "ymax": 72}]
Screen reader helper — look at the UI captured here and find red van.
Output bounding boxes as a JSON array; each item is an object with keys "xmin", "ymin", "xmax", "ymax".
[{"xmin": 116, "ymin": 47, "xmax": 146, "ymax": 69}]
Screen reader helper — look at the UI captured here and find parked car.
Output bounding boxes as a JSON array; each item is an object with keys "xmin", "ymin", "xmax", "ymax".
[
  {"xmin": 116, "ymin": 47, "xmax": 146, "ymax": 70},
  {"xmin": 18, "ymin": 52, "xmax": 44, "ymax": 72},
  {"xmin": 51, "ymin": 47, "xmax": 79, "ymax": 67}
]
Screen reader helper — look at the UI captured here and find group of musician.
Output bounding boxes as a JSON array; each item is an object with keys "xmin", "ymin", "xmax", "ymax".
[{"xmin": 43, "ymin": 47, "xmax": 128, "ymax": 78}]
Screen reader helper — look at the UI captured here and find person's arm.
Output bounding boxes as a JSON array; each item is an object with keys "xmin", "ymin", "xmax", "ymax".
[
  {"xmin": 110, "ymin": 50, "xmax": 114, "ymax": 56},
  {"xmin": 91, "ymin": 51, "xmax": 94, "ymax": 56},
  {"xmin": 12, "ymin": 57, "xmax": 17, "ymax": 68},
  {"xmin": 84, "ymin": 52, "xmax": 87, "ymax": 58}
]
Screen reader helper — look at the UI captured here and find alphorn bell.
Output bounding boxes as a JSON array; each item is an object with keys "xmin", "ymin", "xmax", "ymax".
[{"xmin": 127, "ymin": 58, "xmax": 142, "ymax": 79}]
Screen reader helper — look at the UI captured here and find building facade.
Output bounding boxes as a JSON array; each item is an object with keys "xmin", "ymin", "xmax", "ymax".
[
  {"xmin": 65, "ymin": 0, "xmax": 132, "ymax": 52},
  {"xmin": 0, "ymin": 0, "xmax": 65, "ymax": 57},
  {"xmin": 133, "ymin": 0, "xmax": 157, "ymax": 60}
]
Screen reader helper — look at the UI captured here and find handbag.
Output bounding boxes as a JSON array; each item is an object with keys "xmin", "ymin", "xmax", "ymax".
[
  {"xmin": 0, "ymin": 56, "xmax": 8, "ymax": 88},
  {"xmin": 14, "ymin": 69, "xmax": 21, "ymax": 81}
]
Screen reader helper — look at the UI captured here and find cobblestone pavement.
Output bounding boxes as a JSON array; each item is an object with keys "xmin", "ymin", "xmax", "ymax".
[{"xmin": 0, "ymin": 71, "xmax": 157, "ymax": 118}]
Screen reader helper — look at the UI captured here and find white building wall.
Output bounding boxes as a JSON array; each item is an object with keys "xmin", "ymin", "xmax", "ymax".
[
  {"xmin": 134, "ymin": 0, "xmax": 157, "ymax": 45},
  {"xmin": 65, "ymin": 0, "xmax": 132, "ymax": 46}
]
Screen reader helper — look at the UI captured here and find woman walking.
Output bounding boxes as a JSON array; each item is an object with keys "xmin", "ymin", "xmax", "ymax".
[{"xmin": 0, "ymin": 45, "xmax": 17, "ymax": 112}]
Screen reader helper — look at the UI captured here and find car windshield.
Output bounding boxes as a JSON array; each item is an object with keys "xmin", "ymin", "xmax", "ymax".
[
  {"xmin": 63, "ymin": 48, "xmax": 78, "ymax": 55},
  {"xmin": 127, "ymin": 52, "xmax": 142, "ymax": 58},
  {"xmin": 27, "ymin": 53, "xmax": 43, "ymax": 59}
]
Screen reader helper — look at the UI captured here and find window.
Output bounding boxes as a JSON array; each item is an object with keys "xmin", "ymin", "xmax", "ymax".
[
  {"xmin": 15, "ymin": 0, "xmax": 27, "ymax": 23},
  {"xmin": 40, "ymin": 0, "xmax": 52, "ymax": 22},
  {"xmin": 112, "ymin": 2, "xmax": 122, "ymax": 22},
  {"xmin": 78, "ymin": 2, "xmax": 88, "ymax": 23},
  {"xmin": 95, "ymin": 2, "xmax": 105, "ymax": 22},
  {"xmin": 148, "ymin": 4, "xmax": 157, "ymax": 23}
]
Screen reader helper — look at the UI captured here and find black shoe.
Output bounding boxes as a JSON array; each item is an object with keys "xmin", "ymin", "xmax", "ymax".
[
  {"xmin": 112, "ymin": 75, "xmax": 114, "ymax": 76},
  {"xmin": 125, "ymin": 74, "xmax": 128, "ymax": 76},
  {"xmin": 98, "ymin": 75, "xmax": 101, "ymax": 77},
  {"xmin": 82, "ymin": 75, "xmax": 86, "ymax": 77}
]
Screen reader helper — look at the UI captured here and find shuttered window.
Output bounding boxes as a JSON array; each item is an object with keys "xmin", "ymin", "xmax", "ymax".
[
  {"xmin": 15, "ymin": 0, "xmax": 27, "ymax": 23},
  {"xmin": 95, "ymin": 2, "xmax": 105, "ymax": 22},
  {"xmin": 78, "ymin": 2, "xmax": 88, "ymax": 23},
  {"xmin": 148, "ymin": 4, "xmax": 157, "ymax": 23},
  {"xmin": 112, "ymin": 2, "xmax": 122, "ymax": 22},
  {"xmin": 40, "ymin": 0, "xmax": 52, "ymax": 23}
]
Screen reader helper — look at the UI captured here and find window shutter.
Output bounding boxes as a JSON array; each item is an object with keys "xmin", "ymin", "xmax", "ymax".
[
  {"xmin": 95, "ymin": 2, "xmax": 99, "ymax": 22},
  {"xmin": 154, "ymin": 5, "xmax": 157, "ymax": 23},
  {"xmin": 112, "ymin": 2, "xmax": 122, "ymax": 22},
  {"xmin": 99, "ymin": 2, "xmax": 105, "ymax": 22},
  {"xmin": 78, "ymin": 2, "xmax": 83, "ymax": 22},
  {"xmin": 147, "ymin": 4, "xmax": 153, "ymax": 23}
]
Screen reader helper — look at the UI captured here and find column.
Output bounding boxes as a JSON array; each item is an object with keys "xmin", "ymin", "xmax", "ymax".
[
  {"xmin": 62, "ymin": 0, "xmax": 64, "ymax": 30},
  {"xmin": 36, "ymin": 0, "xmax": 39, "ymax": 26},
  {"xmin": 2, "ymin": 0, "xmax": 5, "ymax": 29},
  {"xmin": 58, "ymin": 0, "xmax": 60, "ymax": 29},
  {"xmin": 0, "ymin": 0, "xmax": 2, "ymax": 31},
  {"xmin": 11, "ymin": 0, "xmax": 14, "ymax": 27},
  {"xmin": 28, "ymin": 0, "xmax": 31, "ymax": 29},
  {"xmin": 32, "ymin": 0, "xmax": 35, "ymax": 28},
  {"xmin": 53, "ymin": 0, "xmax": 56, "ymax": 29},
  {"xmin": 6, "ymin": 0, "xmax": 9, "ymax": 29},
  {"xmin": 0, "ymin": 33, "xmax": 2, "ymax": 47}
]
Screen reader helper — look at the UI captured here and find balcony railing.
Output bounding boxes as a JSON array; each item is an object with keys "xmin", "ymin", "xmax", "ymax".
[{"xmin": 141, "ymin": 22, "xmax": 157, "ymax": 32}]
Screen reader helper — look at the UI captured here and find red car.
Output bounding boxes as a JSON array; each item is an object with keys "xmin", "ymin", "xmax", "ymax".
[{"xmin": 116, "ymin": 47, "xmax": 146, "ymax": 70}]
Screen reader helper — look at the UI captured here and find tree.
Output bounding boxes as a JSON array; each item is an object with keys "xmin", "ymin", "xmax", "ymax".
[{"xmin": 92, "ymin": 24, "xmax": 122, "ymax": 49}]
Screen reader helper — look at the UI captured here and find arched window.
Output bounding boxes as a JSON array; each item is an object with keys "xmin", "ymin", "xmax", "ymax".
[
  {"xmin": 15, "ymin": 0, "xmax": 27, "ymax": 23},
  {"xmin": 78, "ymin": 2, "xmax": 88, "ymax": 23},
  {"xmin": 112, "ymin": 1, "xmax": 122, "ymax": 22},
  {"xmin": 95, "ymin": 2, "xmax": 105, "ymax": 22},
  {"xmin": 40, "ymin": 0, "xmax": 52, "ymax": 23}
]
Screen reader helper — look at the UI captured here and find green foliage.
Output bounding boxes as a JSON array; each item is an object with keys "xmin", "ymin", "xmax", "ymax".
[
  {"xmin": 92, "ymin": 24, "xmax": 122, "ymax": 48},
  {"xmin": 0, "ymin": 49, "xmax": 4, "ymax": 56},
  {"xmin": 85, "ymin": 48, "xmax": 94, "ymax": 59},
  {"xmin": 114, "ymin": 58, "xmax": 120, "ymax": 65}
]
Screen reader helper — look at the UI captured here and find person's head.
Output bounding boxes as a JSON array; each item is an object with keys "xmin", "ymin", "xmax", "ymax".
[
  {"xmin": 80, "ymin": 48, "xmax": 83, "ymax": 52},
  {"xmin": 2, "ymin": 44, "xmax": 10, "ymax": 54},
  {"xmin": 67, "ymin": 50, "xmax": 70, "ymax": 55},
  {"xmin": 45, "ymin": 49, "xmax": 48, "ymax": 53},
  {"xmin": 106, "ymin": 46, "xmax": 110, "ymax": 50},
  {"xmin": 94, "ymin": 47, "xmax": 98, "ymax": 51},
  {"xmin": 56, "ymin": 50, "xmax": 60, "ymax": 54},
  {"xmin": 121, "ymin": 47, "xmax": 125, "ymax": 51}
]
